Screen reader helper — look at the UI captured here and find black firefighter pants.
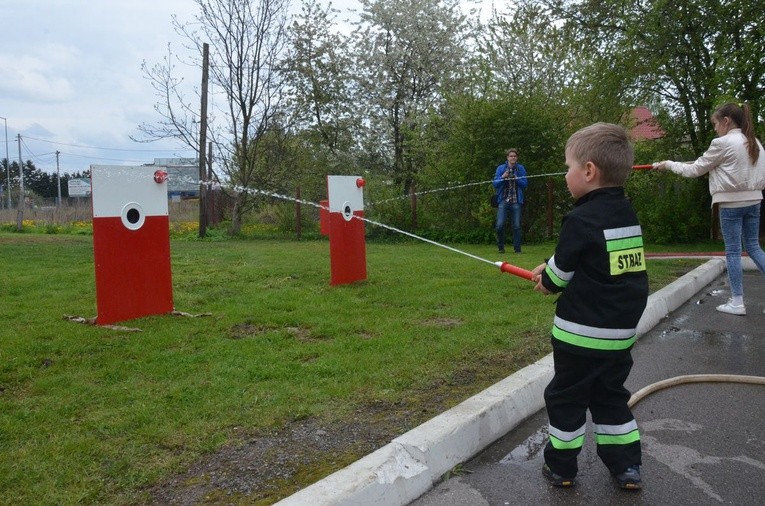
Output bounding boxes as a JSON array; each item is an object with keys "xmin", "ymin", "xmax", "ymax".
[{"xmin": 543, "ymin": 348, "xmax": 642, "ymax": 479}]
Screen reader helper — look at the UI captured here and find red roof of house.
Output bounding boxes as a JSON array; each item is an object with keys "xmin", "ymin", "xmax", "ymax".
[{"xmin": 629, "ymin": 106, "xmax": 664, "ymax": 140}]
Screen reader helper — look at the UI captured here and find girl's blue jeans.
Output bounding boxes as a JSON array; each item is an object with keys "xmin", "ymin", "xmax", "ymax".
[
  {"xmin": 496, "ymin": 202, "xmax": 522, "ymax": 252},
  {"xmin": 719, "ymin": 203, "xmax": 765, "ymax": 297}
]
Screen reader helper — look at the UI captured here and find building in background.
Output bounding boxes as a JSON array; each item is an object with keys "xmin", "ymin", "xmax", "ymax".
[
  {"xmin": 147, "ymin": 158, "xmax": 200, "ymax": 201},
  {"xmin": 629, "ymin": 106, "xmax": 664, "ymax": 141}
]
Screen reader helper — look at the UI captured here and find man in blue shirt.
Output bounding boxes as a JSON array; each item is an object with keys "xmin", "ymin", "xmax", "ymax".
[{"xmin": 493, "ymin": 148, "xmax": 528, "ymax": 253}]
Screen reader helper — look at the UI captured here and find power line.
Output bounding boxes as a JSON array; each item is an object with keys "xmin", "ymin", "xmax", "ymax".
[
  {"xmin": 21, "ymin": 135, "xmax": 194, "ymax": 153},
  {"xmin": 55, "ymin": 151, "xmax": 181, "ymax": 164},
  {"xmin": 19, "ymin": 137, "xmax": 57, "ymax": 166},
  {"xmin": 15, "ymin": 135, "xmax": 195, "ymax": 176}
]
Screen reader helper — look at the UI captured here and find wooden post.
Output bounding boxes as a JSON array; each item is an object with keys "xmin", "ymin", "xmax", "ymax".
[
  {"xmin": 198, "ymin": 42, "xmax": 209, "ymax": 238},
  {"xmin": 546, "ymin": 177, "xmax": 554, "ymax": 238},
  {"xmin": 410, "ymin": 182, "xmax": 417, "ymax": 230},
  {"xmin": 295, "ymin": 186, "xmax": 302, "ymax": 240}
]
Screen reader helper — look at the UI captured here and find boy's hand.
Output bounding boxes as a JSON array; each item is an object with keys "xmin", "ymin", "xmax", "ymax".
[
  {"xmin": 652, "ymin": 161, "xmax": 671, "ymax": 170},
  {"xmin": 531, "ymin": 263, "xmax": 551, "ymax": 294}
]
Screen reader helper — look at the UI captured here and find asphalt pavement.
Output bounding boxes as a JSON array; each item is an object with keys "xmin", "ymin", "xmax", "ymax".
[{"xmin": 410, "ymin": 269, "xmax": 765, "ymax": 506}]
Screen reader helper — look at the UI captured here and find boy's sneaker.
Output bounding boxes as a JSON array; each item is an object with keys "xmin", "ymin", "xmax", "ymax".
[
  {"xmin": 716, "ymin": 300, "xmax": 746, "ymax": 315},
  {"xmin": 542, "ymin": 464, "xmax": 575, "ymax": 487},
  {"xmin": 612, "ymin": 465, "xmax": 642, "ymax": 490}
]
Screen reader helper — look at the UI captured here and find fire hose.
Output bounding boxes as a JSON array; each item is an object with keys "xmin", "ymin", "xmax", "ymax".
[{"xmin": 628, "ymin": 373, "xmax": 765, "ymax": 407}]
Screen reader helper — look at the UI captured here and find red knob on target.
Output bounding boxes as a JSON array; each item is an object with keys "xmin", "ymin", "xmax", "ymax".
[
  {"xmin": 154, "ymin": 170, "xmax": 168, "ymax": 183},
  {"xmin": 356, "ymin": 178, "xmax": 365, "ymax": 188}
]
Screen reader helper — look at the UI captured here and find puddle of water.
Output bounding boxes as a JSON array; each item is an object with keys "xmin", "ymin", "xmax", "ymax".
[{"xmin": 499, "ymin": 427, "xmax": 548, "ymax": 464}]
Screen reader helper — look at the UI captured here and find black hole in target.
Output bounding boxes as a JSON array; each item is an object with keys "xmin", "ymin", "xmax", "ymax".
[
  {"xmin": 344, "ymin": 205, "xmax": 351, "ymax": 215},
  {"xmin": 126, "ymin": 208, "xmax": 141, "ymax": 224}
]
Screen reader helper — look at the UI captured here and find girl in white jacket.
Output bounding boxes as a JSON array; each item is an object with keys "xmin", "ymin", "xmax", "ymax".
[{"xmin": 655, "ymin": 102, "xmax": 765, "ymax": 315}]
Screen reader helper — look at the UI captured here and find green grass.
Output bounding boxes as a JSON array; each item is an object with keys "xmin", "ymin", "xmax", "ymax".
[{"xmin": 0, "ymin": 233, "xmax": 708, "ymax": 504}]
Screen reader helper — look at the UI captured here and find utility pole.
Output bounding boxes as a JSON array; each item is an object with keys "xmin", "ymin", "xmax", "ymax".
[
  {"xmin": 1, "ymin": 116, "xmax": 9, "ymax": 209},
  {"xmin": 16, "ymin": 133, "xmax": 24, "ymax": 231},
  {"xmin": 198, "ymin": 42, "xmax": 209, "ymax": 238},
  {"xmin": 56, "ymin": 150, "xmax": 62, "ymax": 206}
]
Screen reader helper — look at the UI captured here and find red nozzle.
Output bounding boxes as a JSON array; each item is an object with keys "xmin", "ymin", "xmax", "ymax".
[{"xmin": 495, "ymin": 261, "xmax": 534, "ymax": 281}]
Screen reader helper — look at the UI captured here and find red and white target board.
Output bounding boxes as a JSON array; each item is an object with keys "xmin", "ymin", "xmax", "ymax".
[
  {"xmin": 327, "ymin": 175, "xmax": 367, "ymax": 285},
  {"xmin": 91, "ymin": 165, "xmax": 174, "ymax": 325}
]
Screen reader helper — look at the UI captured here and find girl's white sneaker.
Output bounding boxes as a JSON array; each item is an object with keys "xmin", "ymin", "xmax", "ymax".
[{"xmin": 716, "ymin": 300, "xmax": 746, "ymax": 315}]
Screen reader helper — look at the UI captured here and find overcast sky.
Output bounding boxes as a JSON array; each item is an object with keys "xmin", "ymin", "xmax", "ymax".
[{"xmin": 1, "ymin": 0, "xmax": 502, "ymax": 177}]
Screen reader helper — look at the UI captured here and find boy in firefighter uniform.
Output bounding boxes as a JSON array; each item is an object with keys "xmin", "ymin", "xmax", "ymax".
[{"xmin": 531, "ymin": 123, "xmax": 648, "ymax": 490}]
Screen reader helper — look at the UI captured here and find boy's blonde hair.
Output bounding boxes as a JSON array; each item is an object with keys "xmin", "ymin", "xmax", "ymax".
[{"xmin": 566, "ymin": 123, "xmax": 634, "ymax": 185}]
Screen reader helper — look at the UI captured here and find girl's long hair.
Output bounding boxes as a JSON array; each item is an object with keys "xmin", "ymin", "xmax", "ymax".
[{"xmin": 713, "ymin": 102, "xmax": 760, "ymax": 165}]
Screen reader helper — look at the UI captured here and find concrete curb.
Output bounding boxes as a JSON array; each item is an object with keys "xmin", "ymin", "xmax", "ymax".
[{"xmin": 276, "ymin": 258, "xmax": 729, "ymax": 506}]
